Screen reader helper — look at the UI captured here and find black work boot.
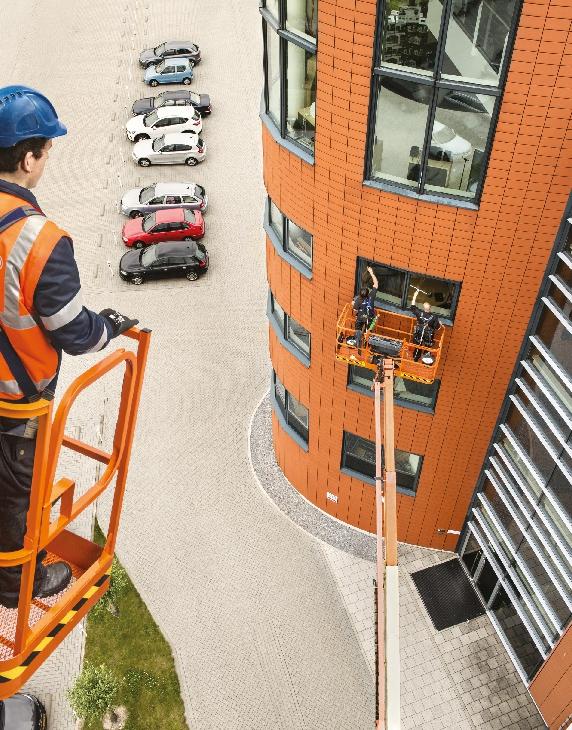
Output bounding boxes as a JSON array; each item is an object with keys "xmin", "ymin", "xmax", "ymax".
[{"xmin": 34, "ymin": 562, "xmax": 72, "ymax": 601}]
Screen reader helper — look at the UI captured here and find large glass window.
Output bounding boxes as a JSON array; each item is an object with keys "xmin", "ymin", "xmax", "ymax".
[
  {"xmin": 270, "ymin": 292, "xmax": 311, "ymax": 359},
  {"xmin": 356, "ymin": 257, "xmax": 460, "ymax": 322},
  {"xmin": 273, "ymin": 371, "xmax": 309, "ymax": 444},
  {"xmin": 348, "ymin": 365, "xmax": 440, "ymax": 412},
  {"xmin": 368, "ymin": 0, "xmax": 521, "ymax": 202},
  {"xmin": 341, "ymin": 431, "xmax": 422, "ymax": 495},
  {"xmin": 266, "ymin": 196, "xmax": 313, "ymax": 271},
  {"xmin": 262, "ymin": 1, "xmax": 317, "ymax": 157}
]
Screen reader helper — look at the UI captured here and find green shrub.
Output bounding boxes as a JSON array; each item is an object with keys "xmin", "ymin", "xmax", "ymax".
[
  {"xmin": 91, "ymin": 558, "xmax": 129, "ymax": 618},
  {"xmin": 67, "ymin": 662, "xmax": 119, "ymax": 722}
]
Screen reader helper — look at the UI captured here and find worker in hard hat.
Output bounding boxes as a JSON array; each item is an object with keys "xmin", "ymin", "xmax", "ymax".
[
  {"xmin": 0, "ymin": 86, "xmax": 138, "ymax": 609},
  {"xmin": 410, "ymin": 287, "xmax": 440, "ymax": 364}
]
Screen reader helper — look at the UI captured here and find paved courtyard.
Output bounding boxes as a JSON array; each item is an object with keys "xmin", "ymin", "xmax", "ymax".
[{"xmin": 2, "ymin": 1, "xmax": 546, "ymax": 728}]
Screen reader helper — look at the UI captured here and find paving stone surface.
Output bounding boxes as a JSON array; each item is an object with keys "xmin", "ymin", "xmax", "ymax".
[{"xmin": 2, "ymin": 1, "xmax": 547, "ymax": 728}]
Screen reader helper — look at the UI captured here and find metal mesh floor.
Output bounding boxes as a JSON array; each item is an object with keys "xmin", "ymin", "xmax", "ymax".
[{"xmin": 411, "ymin": 558, "xmax": 485, "ymax": 631}]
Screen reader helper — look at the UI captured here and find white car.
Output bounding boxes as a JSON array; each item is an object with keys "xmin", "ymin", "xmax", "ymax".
[
  {"xmin": 132, "ymin": 133, "xmax": 206, "ymax": 167},
  {"xmin": 121, "ymin": 182, "xmax": 208, "ymax": 217},
  {"xmin": 125, "ymin": 107, "xmax": 202, "ymax": 142}
]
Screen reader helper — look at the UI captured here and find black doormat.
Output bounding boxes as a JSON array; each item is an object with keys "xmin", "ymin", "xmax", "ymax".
[{"xmin": 411, "ymin": 558, "xmax": 486, "ymax": 631}]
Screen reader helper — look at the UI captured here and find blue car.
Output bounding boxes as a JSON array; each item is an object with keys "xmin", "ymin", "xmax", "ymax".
[{"xmin": 145, "ymin": 57, "xmax": 194, "ymax": 87}]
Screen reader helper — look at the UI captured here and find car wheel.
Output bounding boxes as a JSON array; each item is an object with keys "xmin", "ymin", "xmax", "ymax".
[
  {"xmin": 150, "ymin": 80, "xmax": 159, "ymax": 87},
  {"xmin": 185, "ymin": 157, "xmax": 198, "ymax": 166},
  {"xmin": 183, "ymin": 77, "xmax": 192, "ymax": 85},
  {"xmin": 134, "ymin": 134, "xmax": 149, "ymax": 143},
  {"xmin": 129, "ymin": 210, "xmax": 143, "ymax": 218},
  {"xmin": 186, "ymin": 270, "xmax": 199, "ymax": 281},
  {"xmin": 138, "ymin": 158, "xmax": 151, "ymax": 167},
  {"xmin": 133, "ymin": 241, "xmax": 145, "ymax": 249},
  {"xmin": 131, "ymin": 275, "xmax": 144, "ymax": 285}
]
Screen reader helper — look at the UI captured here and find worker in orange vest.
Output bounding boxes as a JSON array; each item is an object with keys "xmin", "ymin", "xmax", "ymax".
[{"xmin": 0, "ymin": 86, "xmax": 138, "ymax": 609}]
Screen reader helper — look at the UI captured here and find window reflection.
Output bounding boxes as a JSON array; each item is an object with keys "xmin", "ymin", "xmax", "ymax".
[
  {"xmin": 443, "ymin": 0, "xmax": 519, "ymax": 85},
  {"xmin": 286, "ymin": 0, "xmax": 317, "ymax": 40},
  {"xmin": 349, "ymin": 365, "xmax": 440, "ymax": 410},
  {"xmin": 424, "ymin": 90, "xmax": 494, "ymax": 197},
  {"xmin": 265, "ymin": 0, "xmax": 280, "ymax": 19},
  {"xmin": 372, "ymin": 77, "xmax": 429, "ymax": 187},
  {"xmin": 286, "ymin": 44, "xmax": 317, "ymax": 152},
  {"xmin": 266, "ymin": 25, "xmax": 281, "ymax": 124},
  {"xmin": 380, "ymin": 0, "xmax": 444, "ymax": 73},
  {"xmin": 286, "ymin": 219, "xmax": 313, "ymax": 268},
  {"xmin": 269, "ymin": 200, "xmax": 283, "ymax": 241}
]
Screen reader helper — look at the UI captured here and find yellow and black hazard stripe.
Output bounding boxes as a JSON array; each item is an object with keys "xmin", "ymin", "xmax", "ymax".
[{"xmin": 0, "ymin": 570, "xmax": 110, "ymax": 684}]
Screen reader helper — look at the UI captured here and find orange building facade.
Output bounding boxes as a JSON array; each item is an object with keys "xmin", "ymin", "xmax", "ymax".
[{"xmin": 260, "ymin": 0, "xmax": 571, "ymax": 724}]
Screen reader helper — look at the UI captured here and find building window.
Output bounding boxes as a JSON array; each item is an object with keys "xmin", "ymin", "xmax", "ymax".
[
  {"xmin": 348, "ymin": 365, "xmax": 439, "ymax": 412},
  {"xmin": 367, "ymin": 0, "xmax": 522, "ymax": 203},
  {"xmin": 341, "ymin": 431, "xmax": 422, "ymax": 495},
  {"xmin": 356, "ymin": 257, "xmax": 460, "ymax": 322},
  {"xmin": 273, "ymin": 371, "xmax": 309, "ymax": 444},
  {"xmin": 261, "ymin": 1, "xmax": 317, "ymax": 157},
  {"xmin": 269, "ymin": 292, "xmax": 311, "ymax": 360},
  {"xmin": 460, "ymin": 213, "xmax": 572, "ymax": 683},
  {"xmin": 267, "ymin": 196, "xmax": 313, "ymax": 272}
]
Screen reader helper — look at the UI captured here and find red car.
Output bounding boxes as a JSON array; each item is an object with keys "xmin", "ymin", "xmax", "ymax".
[{"xmin": 121, "ymin": 208, "xmax": 205, "ymax": 248}]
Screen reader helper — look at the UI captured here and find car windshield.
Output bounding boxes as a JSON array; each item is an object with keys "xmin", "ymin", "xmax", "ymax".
[
  {"xmin": 152, "ymin": 136, "xmax": 165, "ymax": 151},
  {"xmin": 154, "ymin": 43, "xmax": 166, "ymax": 55},
  {"xmin": 142, "ymin": 213, "xmax": 156, "ymax": 232},
  {"xmin": 190, "ymin": 92, "xmax": 200, "ymax": 104},
  {"xmin": 139, "ymin": 185, "xmax": 156, "ymax": 204},
  {"xmin": 141, "ymin": 247, "xmax": 158, "ymax": 267},
  {"xmin": 184, "ymin": 210, "xmax": 196, "ymax": 224},
  {"xmin": 144, "ymin": 111, "xmax": 159, "ymax": 127}
]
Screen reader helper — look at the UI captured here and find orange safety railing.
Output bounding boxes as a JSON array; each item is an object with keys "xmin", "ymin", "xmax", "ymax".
[
  {"xmin": 335, "ymin": 303, "xmax": 444, "ymax": 384},
  {"xmin": 0, "ymin": 327, "xmax": 151, "ymax": 699}
]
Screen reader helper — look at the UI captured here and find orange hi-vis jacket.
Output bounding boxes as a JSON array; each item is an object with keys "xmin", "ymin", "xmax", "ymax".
[{"xmin": 0, "ymin": 192, "xmax": 70, "ymax": 400}]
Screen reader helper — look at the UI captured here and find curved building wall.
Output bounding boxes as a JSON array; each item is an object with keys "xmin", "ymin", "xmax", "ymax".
[{"xmin": 261, "ymin": 0, "xmax": 572, "ymax": 552}]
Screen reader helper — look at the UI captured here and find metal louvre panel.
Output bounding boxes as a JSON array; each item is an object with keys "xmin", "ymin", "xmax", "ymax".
[
  {"xmin": 478, "ymin": 490, "xmax": 569, "ymax": 632},
  {"xmin": 472, "ymin": 509, "xmax": 554, "ymax": 649},
  {"xmin": 493, "ymin": 446, "xmax": 572, "ymax": 566},
  {"xmin": 466, "ymin": 522, "xmax": 549, "ymax": 659},
  {"xmin": 499, "ymin": 425, "xmax": 572, "ymax": 534},
  {"xmin": 529, "ymin": 336, "xmax": 572, "ymax": 393},
  {"xmin": 548, "ymin": 273, "xmax": 572, "ymax": 305},
  {"xmin": 488, "ymin": 458, "xmax": 572, "ymax": 589},
  {"xmin": 542, "ymin": 296, "xmax": 572, "ymax": 336},
  {"xmin": 510, "ymin": 390, "xmax": 572, "ymax": 461},
  {"xmin": 520, "ymin": 360, "xmax": 572, "ymax": 431}
]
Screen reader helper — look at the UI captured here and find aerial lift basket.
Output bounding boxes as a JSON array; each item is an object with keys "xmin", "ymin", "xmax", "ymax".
[{"xmin": 0, "ymin": 327, "xmax": 151, "ymax": 700}]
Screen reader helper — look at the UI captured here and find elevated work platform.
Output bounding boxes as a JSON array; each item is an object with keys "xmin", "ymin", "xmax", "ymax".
[
  {"xmin": 0, "ymin": 328, "xmax": 150, "ymax": 699},
  {"xmin": 335, "ymin": 303, "xmax": 444, "ymax": 384}
]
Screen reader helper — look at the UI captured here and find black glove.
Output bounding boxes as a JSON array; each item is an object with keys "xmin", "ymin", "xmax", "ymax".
[{"xmin": 99, "ymin": 309, "xmax": 139, "ymax": 338}]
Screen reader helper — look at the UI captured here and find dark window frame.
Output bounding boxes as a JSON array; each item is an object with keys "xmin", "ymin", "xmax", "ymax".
[
  {"xmin": 260, "ymin": 2, "xmax": 318, "ymax": 160},
  {"xmin": 365, "ymin": 0, "xmax": 524, "ymax": 206},
  {"xmin": 355, "ymin": 256, "xmax": 461, "ymax": 325},
  {"xmin": 340, "ymin": 430, "xmax": 423, "ymax": 497},
  {"xmin": 265, "ymin": 196, "xmax": 313, "ymax": 276},
  {"xmin": 347, "ymin": 364, "xmax": 440, "ymax": 414},
  {"xmin": 268, "ymin": 291, "xmax": 311, "ymax": 363},
  {"xmin": 271, "ymin": 370, "xmax": 310, "ymax": 447}
]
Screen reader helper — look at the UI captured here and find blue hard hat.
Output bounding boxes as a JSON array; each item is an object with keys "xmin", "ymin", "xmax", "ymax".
[{"xmin": 0, "ymin": 85, "xmax": 67, "ymax": 148}]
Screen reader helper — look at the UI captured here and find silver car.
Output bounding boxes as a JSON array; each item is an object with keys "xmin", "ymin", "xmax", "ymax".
[
  {"xmin": 132, "ymin": 133, "xmax": 206, "ymax": 166},
  {"xmin": 121, "ymin": 182, "xmax": 208, "ymax": 217}
]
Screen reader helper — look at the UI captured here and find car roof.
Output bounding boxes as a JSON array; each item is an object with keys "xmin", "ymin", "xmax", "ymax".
[
  {"xmin": 155, "ymin": 242, "xmax": 197, "ymax": 256},
  {"xmin": 162, "ymin": 56, "xmax": 192, "ymax": 65},
  {"xmin": 164, "ymin": 41, "xmax": 195, "ymax": 49},
  {"xmin": 161, "ymin": 133, "xmax": 199, "ymax": 144},
  {"xmin": 153, "ymin": 106, "xmax": 195, "ymax": 119},
  {"xmin": 154, "ymin": 183, "xmax": 197, "ymax": 195},
  {"xmin": 154, "ymin": 208, "xmax": 185, "ymax": 223},
  {"xmin": 159, "ymin": 90, "xmax": 192, "ymax": 100}
]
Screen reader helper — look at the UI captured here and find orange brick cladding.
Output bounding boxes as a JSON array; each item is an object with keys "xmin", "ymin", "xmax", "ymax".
[{"xmin": 262, "ymin": 0, "xmax": 572, "ymax": 554}]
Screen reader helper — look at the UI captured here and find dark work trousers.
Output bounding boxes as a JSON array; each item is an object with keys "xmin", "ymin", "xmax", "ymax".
[{"xmin": 0, "ymin": 434, "xmax": 46, "ymax": 608}]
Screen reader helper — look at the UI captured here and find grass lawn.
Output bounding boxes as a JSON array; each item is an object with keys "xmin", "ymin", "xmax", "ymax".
[{"xmin": 82, "ymin": 523, "xmax": 188, "ymax": 729}]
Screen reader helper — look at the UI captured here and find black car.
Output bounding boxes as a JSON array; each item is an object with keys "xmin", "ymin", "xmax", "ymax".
[
  {"xmin": 0, "ymin": 692, "xmax": 47, "ymax": 730},
  {"xmin": 119, "ymin": 241, "xmax": 209, "ymax": 285},
  {"xmin": 132, "ymin": 90, "xmax": 211, "ymax": 117},
  {"xmin": 139, "ymin": 41, "xmax": 201, "ymax": 69}
]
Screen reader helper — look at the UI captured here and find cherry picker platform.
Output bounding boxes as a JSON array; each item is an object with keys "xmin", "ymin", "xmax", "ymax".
[
  {"xmin": 335, "ymin": 303, "xmax": 444, "ymax": 384},
  {"xmin": 0, "ymin": 327, "xmax": 150, "ymax": 700}
]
